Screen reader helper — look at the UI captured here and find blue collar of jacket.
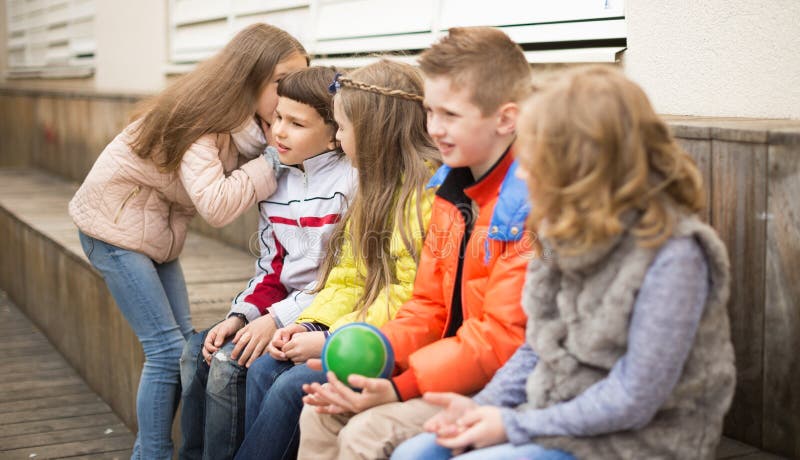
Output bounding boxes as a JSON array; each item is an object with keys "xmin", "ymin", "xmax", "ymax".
[{"xmin": 427, "ymin": 160, "xmax": 530, "ymax": 242}]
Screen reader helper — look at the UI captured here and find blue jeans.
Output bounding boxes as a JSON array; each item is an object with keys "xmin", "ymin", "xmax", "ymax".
[
  {"xmin": 179, "ymin": 329, "xmax": 248, "ymax": 460},
  {"xmin": 235, "ymin": 357, "xmax": 326, "ymax": 460},
  {"xmin": 392, "ymin": 432, "xmax": 575, "ymax": 460},
  {"xmin": 79, "ymin": 231, "xmax": 193, "ymax": 460}
]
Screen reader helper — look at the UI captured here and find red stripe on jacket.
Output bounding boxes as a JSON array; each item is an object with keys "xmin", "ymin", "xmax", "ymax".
[
  {"xmin": 244, "ymin": 237, "xmax": 288, "ymax": 315},
  {"xmin": 268, "ymin": 213, "xmax": 341, "ymax": 227}
]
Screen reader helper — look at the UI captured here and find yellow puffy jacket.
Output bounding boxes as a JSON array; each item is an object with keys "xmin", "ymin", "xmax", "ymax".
[{"xmin": 295, "ymin": 188, "xmax": 435, "ymax": 331}]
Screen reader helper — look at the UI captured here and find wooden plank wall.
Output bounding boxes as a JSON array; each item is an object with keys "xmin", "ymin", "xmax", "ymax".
[
  {"xmin": 762, "ymin": 137, "xmax": 800, "ymax": 456},
  {"xmin": 669, "ymin": 118, "xmax": 800, "ymax": 458},
  {"xmin": 713, "ymin": 139, "xmax": 768, "ymax": 446},
  {"xmin": 0, "ymin": 88, "xmax": 257, "ymax": 253},
  {"xmin": 0, "ymin": 93, "xmax": 37, "ymax": 168},
  {"xmin": 1, "ymin": 90, "xmax": 800, "ymax": 458}
]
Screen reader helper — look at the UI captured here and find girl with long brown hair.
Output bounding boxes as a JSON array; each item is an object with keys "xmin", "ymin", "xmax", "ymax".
[
  {"xmin": 395, "ymin": 65, "xmax": 735, "ymax": 460},
  {"xmin": 68, "ymin": 23, "xmax": 307, "ymax": 459},
  {"xmin": 235, "ymin": 59, "xmax": 441, "ymax": 460}
]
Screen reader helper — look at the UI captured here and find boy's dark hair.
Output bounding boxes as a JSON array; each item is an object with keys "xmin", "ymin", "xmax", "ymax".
[
  {"xmin": 418, "ymin": 27, "xmax": 531, "ymax": 115},
  {"xmin": 278, "ymin": 66, "xmax": 337, "ymax": 128}
]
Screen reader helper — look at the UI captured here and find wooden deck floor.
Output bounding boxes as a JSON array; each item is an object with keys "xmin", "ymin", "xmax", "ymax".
[
  {"xmin": 0, "ymin": 291, "xmax": 133, "ymax": 459},
  {"xmin": 1, "ymin": 288, "xmax": 789, "ymax": 460}
]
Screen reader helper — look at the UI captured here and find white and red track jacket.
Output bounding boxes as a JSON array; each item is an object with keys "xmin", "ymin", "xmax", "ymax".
[{"xmin": 228, "ymin": 150, "xmax": 356, "ymax": 326}]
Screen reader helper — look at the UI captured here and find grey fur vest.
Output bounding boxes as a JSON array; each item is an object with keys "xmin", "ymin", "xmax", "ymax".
[{"xmin": 523, "ymin": 214, "xmax": 736, "ymax": 459}]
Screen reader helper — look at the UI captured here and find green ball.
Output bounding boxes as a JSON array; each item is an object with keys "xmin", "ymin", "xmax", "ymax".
[{"xmin": 321, "ymin": 323, "xmax": 394, "ymax": 386}]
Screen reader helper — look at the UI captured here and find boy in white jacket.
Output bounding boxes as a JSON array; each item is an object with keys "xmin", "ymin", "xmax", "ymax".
[{"xmin": 178, "ymin": 66, "xmax": 356, "ymax": 460}]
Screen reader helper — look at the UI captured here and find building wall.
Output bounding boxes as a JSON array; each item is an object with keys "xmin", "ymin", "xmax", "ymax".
[
  {"xmin": 0, "ymin": 0, "xmax": 7, "ymax": 82},
  {"xmin": 1, "ymin": 0, "xmax": 166, "ymax": 92},
  {"xmin": 4, "ymin": 1, "xmax": 798, "ymax": 119},
  {"xmin": 624, "ymin": 0, "xmax": 800, "ymax": 119},
  {"xmin": 94, "ymin": 0, "xmax": 167, "ymax": 93}
]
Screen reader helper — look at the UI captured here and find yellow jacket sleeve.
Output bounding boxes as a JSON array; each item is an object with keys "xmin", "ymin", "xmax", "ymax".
[
  {"xmin": 295, "ymin": 231, "xmax": 362, "ymax": 327},
  {"xmin": 296, "ymin": 187, "xmax": 436, "ymax": 331}
]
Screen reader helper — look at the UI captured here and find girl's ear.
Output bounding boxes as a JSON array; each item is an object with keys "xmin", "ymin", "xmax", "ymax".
[{"xmin": 495, "ymin": 102, "xmax": 519, "ymax": 136}]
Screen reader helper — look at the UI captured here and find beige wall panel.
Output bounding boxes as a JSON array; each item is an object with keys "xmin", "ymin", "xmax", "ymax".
[{"xmin": 94, "ymin": 0, "xmax": 167, "ymax": 93}]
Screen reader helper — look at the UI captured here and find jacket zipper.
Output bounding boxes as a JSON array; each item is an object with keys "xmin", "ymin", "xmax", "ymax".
[
  {"xmin": 299, "ymin": 171, "xmax": 308, "ymax": 228},
  {"xmin": 113, "ymin": 185, "xmax": 141, "ymax": 224},
  {"xmin": 166, "ymin": 203, "xmax": 175, "ymax": 258}
]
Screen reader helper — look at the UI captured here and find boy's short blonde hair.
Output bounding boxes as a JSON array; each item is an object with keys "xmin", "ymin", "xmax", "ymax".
[{"xmin": 418, "ymin": 27, "xmax": 530, "ymax": 115}]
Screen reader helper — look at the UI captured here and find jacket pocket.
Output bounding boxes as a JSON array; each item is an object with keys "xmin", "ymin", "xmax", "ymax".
[{"xmin": 113, "ymin": 185, "xmax": 141, "ymax": 224}]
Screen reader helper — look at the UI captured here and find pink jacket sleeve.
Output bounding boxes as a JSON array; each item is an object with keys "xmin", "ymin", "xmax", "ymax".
[{"xmin": 179, "ymin": 135, "xmax": 277, "ymax": 227}]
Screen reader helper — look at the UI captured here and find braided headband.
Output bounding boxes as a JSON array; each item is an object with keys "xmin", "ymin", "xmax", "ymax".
[{"xmin": 328, "ymin": 72, "xmax": 424, "ymax": 103}]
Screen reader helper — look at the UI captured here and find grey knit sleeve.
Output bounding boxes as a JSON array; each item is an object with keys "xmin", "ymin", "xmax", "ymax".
[
  {"xmin": 502, "ymin": 237, "xmax": 710, "ymax": 444},
  {"xmin": 473, "ymin": 342, "xmax": 538, "ymax": 406}
]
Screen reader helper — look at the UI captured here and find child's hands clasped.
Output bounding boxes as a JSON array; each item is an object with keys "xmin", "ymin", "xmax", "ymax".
[
  {"xmin": 423, "ymin": 392, "xmax": 508, "ymax": 452},
  {"xmin": 230, "ymin": 314, "xmax": 277, "ymax": 367},
  {"xmin": 301, "ymin": 360, "xmax": 398, "ymax": 414},
  {"xmin": 267, "ymin": 324, "xmax": 307, "ymax": 360},
  {"xmin": 282, "ymin": 331, "xmax": 326, "ymax": 364}
]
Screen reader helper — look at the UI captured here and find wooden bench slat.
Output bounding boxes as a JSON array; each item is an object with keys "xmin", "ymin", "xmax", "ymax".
[
  {"xmin": 0, "ymin": 413, "xmax": 124, "ymax": 439},
  {"xmin": 0, "ymin": 393, "xmax": 103, "ymax": 415},
  {"xmin": 0, "ymin": 423, "xmax": 129, "ymax": 451},
  {"xmin": 61, "ymin": 449, "xmax": 133, "ymax": 460},
  {"xmin": 0, "ymin": 433, "xmax": 136, "ymax": 459},
  {"xmin": 0, "ymin": 383, "xmax": 91, "ymax": 403}
]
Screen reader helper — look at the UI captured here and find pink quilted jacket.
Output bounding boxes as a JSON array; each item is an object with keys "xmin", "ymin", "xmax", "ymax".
[{"xmin": 69, "ymin": 118, "xmax": 276, "ymax": 263}]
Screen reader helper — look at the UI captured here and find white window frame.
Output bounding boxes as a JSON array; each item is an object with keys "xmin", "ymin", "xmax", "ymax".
[
  {"xmin": 166, "ymin": 0, "xmax": 626, "ymax": 72},
  {"xmin": 5, "ymin": 0, "xmax": 96, "ymax": 78}
]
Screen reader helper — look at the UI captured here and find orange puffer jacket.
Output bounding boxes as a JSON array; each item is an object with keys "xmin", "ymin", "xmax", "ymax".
[{"xmin": 382, "ymin": 152, "xmax": 534, "ymax": 401}]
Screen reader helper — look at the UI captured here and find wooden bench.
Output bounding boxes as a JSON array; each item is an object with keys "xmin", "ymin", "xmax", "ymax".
[
  {"xmin": 0, "ymin": 168, "xmax": 253, "ymax": 433},
  {"xmin": 0, "ymin": 167, "xmax": 792, "ymax": 459},
  {"xmin": 4, "ymin": 85, "xmax": 800, "ymax": 460}
]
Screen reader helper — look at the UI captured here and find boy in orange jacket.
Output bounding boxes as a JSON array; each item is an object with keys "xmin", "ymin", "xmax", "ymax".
[{"xmin": 298, "ymin": 27, "xmax": 534, "ymax": 459}]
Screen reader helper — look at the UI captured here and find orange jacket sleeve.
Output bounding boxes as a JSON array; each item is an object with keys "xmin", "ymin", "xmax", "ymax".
[{"xmin": 387, "ymin": 237, "xmax": 530, "ymax": 400}]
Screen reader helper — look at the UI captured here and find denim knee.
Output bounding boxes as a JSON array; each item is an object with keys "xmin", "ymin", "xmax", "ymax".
[
  {"xmin": 206, "ymin": 343, "xmax": 246, "ymax": 396},
  {"xmin": 180, "ymin": 331, "xmax": 206, "ymax": 391},
  {"xmin": 141, "ymin": 330, "xmax": 186, "ymax": 375},
  {"xmin": 246, "ymin": 354, "xmax": 286, "ymax": 390},
  {"xmin": 391, "ymin": 432, "xmax": 451, "ymax": 460}
]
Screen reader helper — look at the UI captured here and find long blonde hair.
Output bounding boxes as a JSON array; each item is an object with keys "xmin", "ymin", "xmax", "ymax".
[
  {"xmin": 318, "ymin": 59, "xmax": 441, "ymax": 317},
  {"xmin": 129, "ymin": 24, "xmax": 306, "ymax": 172},
  {"xmin": 516, "ymin": 65, "xmax": 704, "ymax": 254}
]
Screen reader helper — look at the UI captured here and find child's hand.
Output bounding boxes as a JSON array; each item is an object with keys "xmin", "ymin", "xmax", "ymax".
[
  {"xmin": 422, "ymin": 392, "xmax": 479, "ymax": 437},
  {"xmin": 306, "ymin": 358, "xmax": 323, "ymax": 371},
  {"xmin": 203, "ymin": 316, "xmax": 246, "ymax": 364},
  {"xmin": 231, "ymin": 314, "xmax": 277, "ymax": 367},
  {"xmin": 434, "ymin": 406, "xmax": 507, "ymax": 451},
  {"xmin": 301, "ymin": 371, "xmax": 398, "ymax": 415},
  {"xmin": 267, "ymin": 324, "xmax": 306, "ymax": 361},
  {"xmin": 282, "ymin": 331, "xmax": 326, "ymax": 363}
]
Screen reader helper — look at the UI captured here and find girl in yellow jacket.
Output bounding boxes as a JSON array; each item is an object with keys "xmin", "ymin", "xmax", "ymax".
[
  {"xmin": 234, "ymin": 60, "xmax": 440, "ymax": 460},
  {"xmin": 68, "ymin": 24, "xmax": 307, "ymax": 459}
]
